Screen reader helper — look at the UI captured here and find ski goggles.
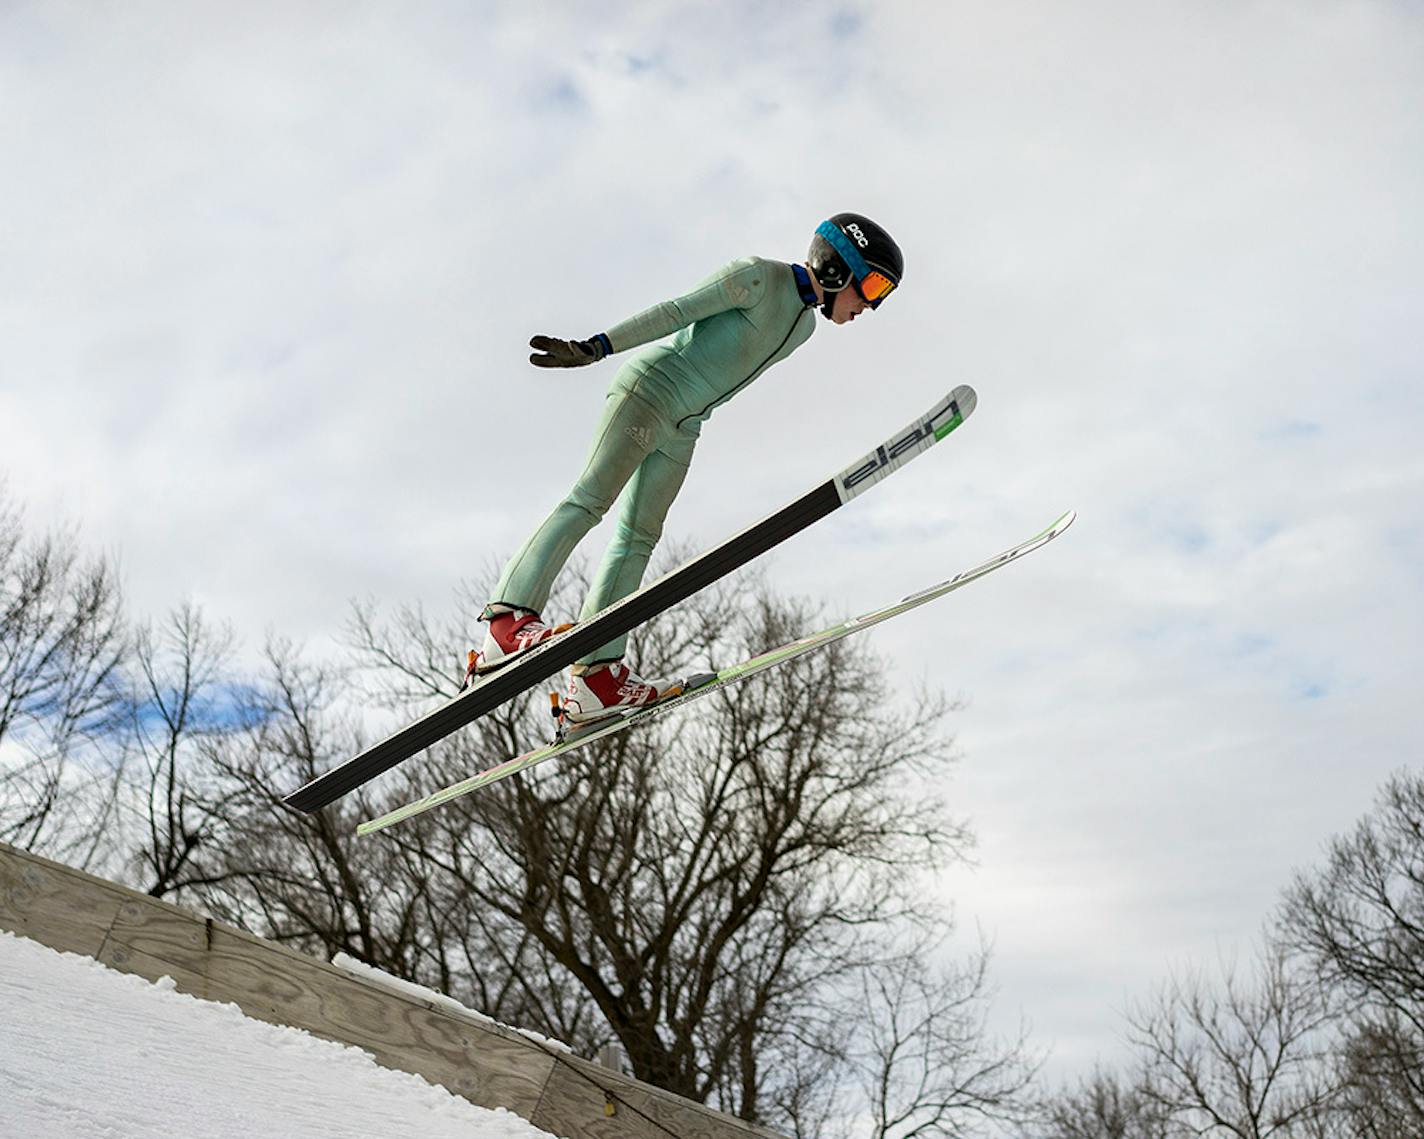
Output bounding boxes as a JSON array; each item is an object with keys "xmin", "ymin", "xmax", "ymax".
[
  {"xmin": 815, "ymin": 220, "xmax": 899, "ymax": 308},
  {"xmin": 854, "ymin": 270, "xmax": 897, "ymax": 307}
]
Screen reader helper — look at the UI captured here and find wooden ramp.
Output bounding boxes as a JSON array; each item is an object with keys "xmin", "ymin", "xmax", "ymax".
[{"xmin": 0, "ymin": 840, "xmax": 785, "ymax": 1139}]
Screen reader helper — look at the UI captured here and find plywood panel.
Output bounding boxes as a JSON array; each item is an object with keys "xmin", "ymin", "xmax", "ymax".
[
  {"xmin": 0, "ymin": 845, "xmax": 125, "ymax": 959},
  {"xmin": 534, "ymin": 1056, "xmax": 787, "ymax": 1139}
]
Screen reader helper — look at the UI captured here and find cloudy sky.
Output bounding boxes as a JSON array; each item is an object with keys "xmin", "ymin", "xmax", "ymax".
[{"xmin": 3, "ymin": 0, "xmax": 1421, "ymax": 1086}]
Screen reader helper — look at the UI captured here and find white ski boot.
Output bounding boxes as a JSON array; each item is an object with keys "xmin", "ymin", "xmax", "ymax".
[{"xmin": 562, "ymin": 660, "xmax": 672, "ymax": 725}]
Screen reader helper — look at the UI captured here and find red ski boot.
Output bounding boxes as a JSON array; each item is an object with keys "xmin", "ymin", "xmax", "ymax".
[
  {"xmin": 562, "ymin": 660, "xmax": 671, "ymax": 724},
  {"xmin": 466, "ymin": 610, "xmax": 572, "ymax": 685}
]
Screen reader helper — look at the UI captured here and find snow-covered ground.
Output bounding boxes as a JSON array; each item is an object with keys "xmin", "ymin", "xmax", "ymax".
[{"xmin": 0, "ymin": 930, "xmax": 559, "ymax": 1139}]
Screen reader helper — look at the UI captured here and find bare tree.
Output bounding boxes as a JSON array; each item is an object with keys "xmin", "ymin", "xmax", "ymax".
[
  {"xmin": 125, "ymin": 603, "xmax": 251, "ymax": 898},
  {"xmin": 841, "ymin": 932, "xmax": 1041, "ymax": 1139},
  {"xmin": 1035, "ymin": 1066, "xmax": 1170, "ymax": 1139},
  {"xmin": 1126, "ymin": 941, "xmax": 1339, "ymax": 1138},
  {"xmin": 1329, "ymin": 1017, "xmax": 1424, "ymax": 1139},
  {"xmin": 341, "ymin": 561, "xmax": 986, "ymax": 1127},
  {"xmin": 1279, "ymin": 770, "xmax": 1424, "ymax": 1138},
  {"xmin": 130, "ymin": 551, "xmax": 1032, "ymax": 1135},
  {"xmin": 0, "ymin": 485, "xmax": 127, "ymax": 867},
  {"xmin": 180, "ymin": 637, "xmax": 430, "ymax": 974}
]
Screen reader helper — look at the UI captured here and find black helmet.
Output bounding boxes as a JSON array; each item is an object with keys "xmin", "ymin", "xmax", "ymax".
[{"xmin": 807, "ymin": 213, "xmax": 903, "ymax": 313}]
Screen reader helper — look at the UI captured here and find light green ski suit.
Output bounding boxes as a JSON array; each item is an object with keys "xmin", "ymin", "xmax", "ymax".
[{"xmin": 490, "ymin": 256, "xmax": 818, "ymax": 664}]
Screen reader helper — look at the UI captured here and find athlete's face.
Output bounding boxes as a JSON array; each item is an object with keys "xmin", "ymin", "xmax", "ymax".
[{"xmin": 829, "ymin": 286, "xmax": 870, "ymax": 324}]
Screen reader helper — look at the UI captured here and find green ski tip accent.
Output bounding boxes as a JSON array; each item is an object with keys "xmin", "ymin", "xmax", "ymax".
[{"xmin": 933, "ymin": 414, "xmax": 964, "ymax": 440}]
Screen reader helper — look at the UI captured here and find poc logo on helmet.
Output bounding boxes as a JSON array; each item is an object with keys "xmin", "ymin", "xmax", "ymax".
[{"xmin": 845, "ymin": 223, "xmax": 870, "ymax": 248}]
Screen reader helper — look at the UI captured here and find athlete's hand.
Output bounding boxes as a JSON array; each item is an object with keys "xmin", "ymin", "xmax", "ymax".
[{"xmin": 529, "ymin": 335, "xmax": 608, "ymax": 368}]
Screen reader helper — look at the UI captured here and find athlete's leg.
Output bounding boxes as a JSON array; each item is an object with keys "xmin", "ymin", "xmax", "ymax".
[
  {"xmin": 488, "ymin": 389, "xmax": 670, "ymax": 615},
  {"xmin": 576, "ymin": 428, "xmax": 697, "ymax": 665}
]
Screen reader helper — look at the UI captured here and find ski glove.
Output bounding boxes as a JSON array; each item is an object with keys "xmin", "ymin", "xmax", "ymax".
[{"xmin": 529, "ymin": 334, "xmax": 611, "ymax": 368}]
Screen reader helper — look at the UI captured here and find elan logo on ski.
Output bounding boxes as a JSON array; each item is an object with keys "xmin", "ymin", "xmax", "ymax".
[{"xmin": 836, "ymin": 389, "xmax": 973, "ymax": 499}]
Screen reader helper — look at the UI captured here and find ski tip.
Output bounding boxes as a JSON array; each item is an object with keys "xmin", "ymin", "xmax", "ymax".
[
  {"xmin": 951, "ymin": 384, "xmax": 978, "ymax": 420},
  {"xmin": 835, "ymin": 387, "xmax": 980, "ymax": 503},
  {"xmin": 1031, "ymin": 509, "xmax": 1076, "ymax": 547}
]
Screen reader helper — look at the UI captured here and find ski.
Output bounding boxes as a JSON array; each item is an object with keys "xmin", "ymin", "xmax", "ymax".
[
  {"xmin": 356, "ymin": 509, "xmax": 1075, "ymax": 835},
  {"xmin": 284, "ymin": 386, "xmax": 976, "ymax": 814}
]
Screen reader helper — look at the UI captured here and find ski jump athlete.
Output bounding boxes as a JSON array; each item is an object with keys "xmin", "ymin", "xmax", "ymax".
[{"xmin": 474, "ymin": 213, "xmax": 904, "ymax": 724}]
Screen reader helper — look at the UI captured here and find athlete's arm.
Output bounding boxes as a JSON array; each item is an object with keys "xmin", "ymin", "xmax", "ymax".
[
  {"xmin": 603, "ymin": 259, "xmax": 767, "ymax": 353},
  {"xmin": 527, "ymin": 259, "xmax": 768, "ymax": 369}
]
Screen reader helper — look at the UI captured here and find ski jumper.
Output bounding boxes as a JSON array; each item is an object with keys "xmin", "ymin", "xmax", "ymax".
[{"xmin": 490, "ymin": 256, "xmax": 819, "ymax": 664}]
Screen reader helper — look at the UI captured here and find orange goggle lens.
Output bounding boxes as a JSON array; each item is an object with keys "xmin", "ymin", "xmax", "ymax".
[{"xmin": 856, "ymin": 270, "xmax": 897, "ymax": 306}]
